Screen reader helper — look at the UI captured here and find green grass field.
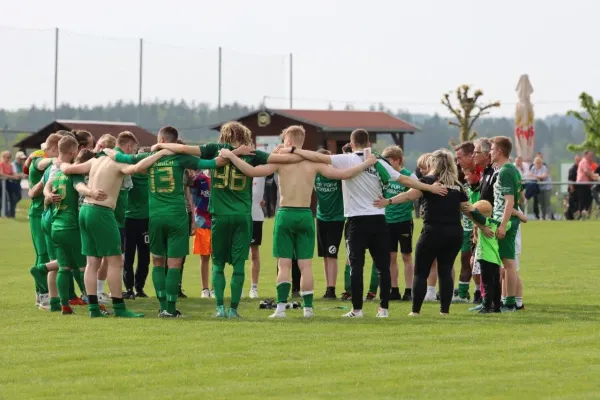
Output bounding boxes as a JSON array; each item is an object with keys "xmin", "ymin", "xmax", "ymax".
[{"xmin": 1, "ymin": 205, "xmax": 600, "ymax": 399}]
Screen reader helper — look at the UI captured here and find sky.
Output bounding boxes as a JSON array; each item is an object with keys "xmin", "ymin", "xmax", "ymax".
[{"xmin": 0, "ymin": 0, "xmax": 598, "ymax": 117}]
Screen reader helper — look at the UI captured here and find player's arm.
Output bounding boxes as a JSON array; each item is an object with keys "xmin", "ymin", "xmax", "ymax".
[
  {"xmin": 497, "ymin": 169, "xmax": 516, "ymax": 238},
  {"xmin": 73, "ymin": 176, "xmax": 107, "ymax": 201},
  {"xmin": 152, "ymin": 143, "xmax": 201, "ymax": 156},
  {"xmin": 374, "ymin": 188, "xmax": 422, "ymax": 208},
  {"xmin": 315, "ymin": 155, "xmax": 377, "ymax": 180},
  {"xmin": 219, "ymin": 149, "xmax": 278, "ymax": 177},
  {"xmin": 396, "ymin": 174, "xmax": 447, "ymax": 196},
  {"xmin": 512, "ymin": 208, "xmax": 527, "ymax": 223},
  {"xmin": 459, "ymin": 202, "xmax": 493, "ymax": 237},
  {"xmin": 285, "ymin": 148, "xmax": 331, "ymax": 164},
  {"xmin": 29, "ymin": 180, "xmax": 44, "ymax": 198},
  {"xmin": 43, "ymin": 176, "xmax": 61, "ymax": 205},
  {"xmin": 60, "ymin": 159, "xmax": 93, "ymax": 175},
  {"xmin": 35, "ymin": 157, "xmax": 54, "ymax": 171},
  {"xmin": 124, "ymin": 149, "xmax": 174, "ymax": 174}
]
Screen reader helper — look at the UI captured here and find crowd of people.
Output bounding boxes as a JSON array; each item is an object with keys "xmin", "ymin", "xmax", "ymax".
[
  {"xmin": 19, "ymin": 120, "xmax": 532, "ymax": 319},
  {"xmin": 0, "ymin": 150, "xmax": 28, "ymax": 217}
]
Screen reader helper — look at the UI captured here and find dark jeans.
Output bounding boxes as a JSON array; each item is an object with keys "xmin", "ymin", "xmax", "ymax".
[
  {"xmin": 479, "ymin": 259, "xmax": 501, "ymax": 311},
  {"xmin": 123, "ymin": 218, "xmax": 150, "ymax": 292},
  {"xmin": 576, "ymin": 185, "xmax": 592, "ymax": 213}
]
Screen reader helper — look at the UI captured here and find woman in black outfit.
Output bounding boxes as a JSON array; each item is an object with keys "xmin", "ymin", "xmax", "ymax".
[{"xmin": 375, "ymin": 149, "xmax": 482, "ymax": 315}]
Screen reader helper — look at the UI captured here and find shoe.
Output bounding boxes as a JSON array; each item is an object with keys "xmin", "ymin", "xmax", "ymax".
[
  {"xmin": 201, "ymin": 289, "xmax": 211, "ymax": 298},
  {"xmin": 35, "ymin": 293, "xmax": 41, "ymax": 307},
  {"xmin": 376, "ymin": 308, "xmax": 389, "ymax": 318},
  {"xmin": 477, "ymin": 307, "xmax": 494, "ymax": 314},
  {"xmin": 452, "ymin": 295, "xmax": 470, "ymax": 303},
  {"xmin": 38, "ymin": 294, "xmax": 50, "ymax": 310},
  {"xmin": 89, "ymin": 305, "xmax": 108, "ymax": 318},
  {"xmin": 291, "ymin": 290, "xmax": 301, "ymax": 298},
  {"xmin": 228, "ymin": 308, "xmax": 241, "ymax": 319},
  {"xmin": 322, "ymin": 288, "xmax": 337, "ymax": 300},
  {"xmin": 453, "ymin": 288, "xmax": 458, "ymax": 297},
  {"xmin": 436, "ymin": 292, "xmax": 440, "ymax": 301},
  {"xmin": 214, "ymin": 305, "xmax": 227, "ymax": 318},
  {"xmin": 340, "ymin": 291, "xmax": 352, "ymax": 301},
  {"xmin": 408, "ymin": 312, "xmax": 420, "ymax": 316},
  {"xmin": 135, "ymin": 290, "xmax": 149, "ymax": 298},
  {"xmin": 268, "ymin": 310, "xmax": 287, "ymax": 318},
  {"xmin": 516, "ymin": 304, "xmax": 525, "ymax": 311},
  {"xmin": 342, "ymin": 310, "xmax": 363, "ymax": 318},
  {"xmin": 401, "ymin": 291, "xmax": 412, "ymax": 301},
  {"xmin": 303, "ymin": 307, "xmax": 314, "ymax": 318},
  {"xmin": 159, "ymin": 310, "xmax": 182, "ymax": 318},
  {"xmin": 472, "ymin": 290, "xmax": 482, "ymax": 304},
  {"xmin": 364, "ymin": 291, "xmax": 376, "ymax": 301},
  {"xmin": 500, "ymin": 305, "xmax": 517, "ymax": 313},
  {"xmin": 249, "ymin": 288, "xmax": 259, "ymax": 299},
  {"xmin": 210, "ymin": 290, "xmax": 214, "ymax": 298},
  {"xmin": 81, "ymin": 294, "xmax": 89, "ymax": 303},
  {"xmin": 424, "ymin": 293, "xmax": 437, "ymax": 302},
  {"xmin": 122, "ymin": 289, "xmax": 136, "ymax": 300},
  {"xmin": 61, "ymin": 306, "xmax": 74, "ymax": 315},
  {"xmin": 98, "ymin": 293, "xmax": 110, "ymax": 305},
  {"xmin": 99, "ymin": 304, "xmax": 113, "ymax": 316},
  {"xmin": 468, "ymin": 304, "xmax": 484, "ymax": 312},
  {"xmin": 389, "ymin": 289, "xmax": 402, "ymax": 301},
  {"xmin": 69, "ymin": 297, "xmax": 87, "ymax": 306},
  {"xmin": 178, "ymin": 290, "xmax": 187, "ymax": 299}
]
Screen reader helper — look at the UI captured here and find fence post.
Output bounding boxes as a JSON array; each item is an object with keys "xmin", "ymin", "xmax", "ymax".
[
  {"xmin": 53, "ymin": 28, "xmax": 59, "ymax": 119},
  {"xmin": 138, "ymin": 38, "xmax": 144, "ymax": 125},
  {"xmin": 218, "ymin": 47, "xmax": 222, "ymax": 120},
  {"xmin": 1, "ymin": 179, "xmax": 6, "ymax": 218}
]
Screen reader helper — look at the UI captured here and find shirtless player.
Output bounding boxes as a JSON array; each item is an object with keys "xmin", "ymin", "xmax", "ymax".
[
  {"xmin": 219, "ymin": 125, "xmax": 378, "ymax": 318},
  {"xmin": 58, "ymin": 141, "xmax": 169, "ymax": 318}
]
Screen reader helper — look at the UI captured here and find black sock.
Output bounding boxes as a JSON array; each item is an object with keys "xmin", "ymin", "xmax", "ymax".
[
  {"xmin": 88, "ymin": 295, "xmax": 98, "ymax": 305},
  {"xmin": 391, "ymin": 287, "xmax": 400, "ymax": 294},
  {"xmin": 404, "ymin": 288, "xmax": 412, "ymax": 295},
  {"xmin": 112, "ymin": 297, "xmax": 124, "ymax": 305}
]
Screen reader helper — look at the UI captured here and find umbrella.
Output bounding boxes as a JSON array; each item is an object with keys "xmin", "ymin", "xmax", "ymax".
[{"xmin": 515, "ymin": 74, "xmax": 535, "ymax": 163}]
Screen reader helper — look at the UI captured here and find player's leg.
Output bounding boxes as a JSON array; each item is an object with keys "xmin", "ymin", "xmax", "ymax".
[
  {"xmin": 499, "ymin": 222, "xmax": 519, "ymax": 312},
  {"xmin": 323, "ymin": 221, "xmax": 343, "ymax": 299},
  {"xmin": 478, "ymin": 260, "xmax": 496, "ymax": 312},
  {"xmin": 367, "ymin": 217, "xmax": 391, "ymax": 317},
  {"xmin": 411, "ymin": 228, "xmax": 438, "ymax": 315},
  {"xmin": 123, "ymin": 217, "xmax": 137, "ymax": 298},
  {"xmin": 271, "ymin": 208, "xmax": 297, "ymax": 318},
  {"xmin": 52, "ymin": 229, "xmax": 74, "ymax": 314},
  {"xmin": 228, "ymin": 215, "xmax": 253, "ymax": 318},
  {"xmin": 106, "ymin": 254, "xmax": 143, "ymax": 318},
  {"xmin": 387, "ymin": 222, "xmax": 401, "ymax": 301},
  {"xmin": 134, "ymin": 219, "xmax": 150, "ymax": 297},
  {"xmin": 344, "ymin": 217, "xmax": 368, "ymax": 316},
  {"xmin": 160, "ymin": 214, "xmax": 190, "ymax": 318},
  {"xmin": 435, "ymin": 229, "xmax": 462, "ymax": 315},
  {"xmin": 149, "ymin": 216, "xmax": 168, "ymax": 313},
  {"xmin": 78, "ymin": 204, "xmax": 105, "ymax": 317},
  {"xmin": 270, "ymin": 257, "xmax": 292, "ymax": 318},
  {"xmin": 425, "ymin": 260, "xmax": 438, "ymax": 301},
  {"xmin": 398, "ymin": 220, "xmax": 414, "ymax": 301},
  {"xmin": 366, "ymin": 263, "xmax": 378, "ymax": 300},
  {"xmin": 249, "ymin": 220, "xmax": 263, "ymax": 298},
  {"xmin": 97, "ymin": 258, "xmax": 109, "ymax": 304},
  {"xmin": 30, "ymin": 216, "xmax": 49, "ymax": 306},
  {"xmin": 456, "ymin": 229, "xmax": 473, "ymax": 302},
  {"xmin": 210, "ymin": 215, "xmax": 232, "ymax": 317},
  {"xmin": 294, "ymin": 209, "xmax": 316, "ymax": 317},
  {"xmin": 515, "ymin": 224, "xmax": 524, "ymax": 309}
]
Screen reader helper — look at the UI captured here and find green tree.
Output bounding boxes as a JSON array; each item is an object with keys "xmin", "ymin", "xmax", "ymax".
[
  {"xmin": 441, "ymin": 84, "xmax": 500, "ymax": 146},
  {"xmin": 567, "ymin": 92, "xmax": 600, "ymax": 154}
]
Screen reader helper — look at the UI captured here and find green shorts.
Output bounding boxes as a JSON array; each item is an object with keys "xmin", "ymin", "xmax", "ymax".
[
  {"xmin": 41, "ymin": 209, "xmax": 56, "ymax": 261},
  {"xmin": 149, "ymin": 213, "xmax": 189, "ymax": 258},
  {"xmin": 211, "ymin": 214, "xmax": 252, "ymax": 266},
  {"xmin": 461, "ymin": 229, "xmax": 473, "ymax": 253},
  {"xmin": 79, "ymin": 203, "xmax": 122, "ymax": 257},
  {"xmin": 52, "ymin": 228, "xmax": 86, "ymax": 269},
  {"xmin": 273, "ymin": 207, "xmax": 315, "ymax": 260},
  {"xmin": 29, "ymin": 215, "xmax": 48, "ymax": 264},
  {"xmin": 498, "ymin": 220, "xmax": 520, "ymax": 260}
]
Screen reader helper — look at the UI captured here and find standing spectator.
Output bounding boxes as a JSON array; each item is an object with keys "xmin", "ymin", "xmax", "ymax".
[
  {"xmin": 191, "ymin": 169, "xmax": 212, "ymax": 298},
  {"xmin": 10, "ymin": 151, "xmax": 27, "ymax": 217},
  {"xmin": 528, "ymin": 152, "xmax": 547, "ymax": 219},
  {"xmin": 566, "ymin": 155, "xmax": 581, "ymax": 220},
  {"xmin": 576, "ymin": 151, "xmax": 597, "ymax": 219},
  {"xmin": 0, "ymin": 151, "xmax": 16, "ymax": 217},
  {"xmin": 530, "ymin": 157, "xmax": 553, "ymax": 220}
]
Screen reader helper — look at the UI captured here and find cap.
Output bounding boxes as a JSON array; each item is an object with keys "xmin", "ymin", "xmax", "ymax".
[{"xmin": 15, "ymin": 151, "xmax": 27, "ymax": 159}]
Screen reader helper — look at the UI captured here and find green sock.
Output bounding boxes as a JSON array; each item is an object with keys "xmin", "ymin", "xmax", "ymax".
[
  {"xmin": 369, "ymin": 264, "xmax": 379, "ymax": 294},
  {"xmin": 68, "ymin": 270, "xmax": 77, "ymax": 299},
  {"xmin": 301, "ymin": 291, "xmax": 314, "ymax": 308},
  {"xmin": 113, "ymin": 301, "xmax": 145, "ymax": 318},
  {"xmin": 57, "ymin": 268, "xmax": 71, "ymax": 307},
  {"xmin": 505, "ymin": 296, "xmax": 516, "ymax": 306},
  {"xmin": 88, "ymin": 304, "xmax": 106, "ymax": 318},
  {"xmin": 36, "ymin": 255, "xmax": 50, "ymax": 294},
  {"xmin": 458, "ymin": 282, "xmax": 470, "ymax": 298},
  {"xmin": 29, "ymin": 265, "xmax": 47, "ymax": 292},
  {"xmin": 50, "ymin": 297, "xmax": 61, "ymax": 312},
  {"xmin": 230, "ymin": 262, "xmax": 245, "ymax": 310},
  {"xmin": 212, "ymin": 264, "xmax": 226, "ymax": 307},
  {"xmin": 165, "ymin": 268, "xmax": 181, "ymax": 314},
  {"xmin": 152, "ymin": 266, "xmax": 167, "ymax": 312},
  {"xmin": 344, "ymin": 264, "xmax": 351, "ymax": 292},
  {"xmin": 276, "ymin": 282, "xmax": 291, "ymax": 304},
  {"xmin": 73, "ymin": 268, "xmax": 86, "ymax": 294}
]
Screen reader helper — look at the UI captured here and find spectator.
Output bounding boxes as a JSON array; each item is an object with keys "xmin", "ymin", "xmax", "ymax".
[
  {"xmin": 576, "ymin": 151, "xmax": 597, "ymax": 218},
  {"xmin": 10, "ymin": 151, "xmax": 27, "ymax": 217},
  {"xmin": 528, "ymin": 152, "xmax": 547, "ymax": 219},
  {"xmin": 530, "ymin": 156, "xmax": 553, "ymax": 220},
  {"xmin": 566, "ymin": 154, "xmax": 581, "ymax": 220},
  {"xmin": 0, "ymin": 151, "xmax": 16, "ymax": 217}
]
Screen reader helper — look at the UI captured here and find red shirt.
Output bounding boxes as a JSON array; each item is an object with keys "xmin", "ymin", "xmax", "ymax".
[{"xmin": 0, "ymin": 161, "xmax": 13, "ymax": 177}]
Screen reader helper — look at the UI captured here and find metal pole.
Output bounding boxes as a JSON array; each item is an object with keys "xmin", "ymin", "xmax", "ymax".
[
  {"xmin": 53, "ymin": 28, "xmax": 59, "ymax": 119},
  {"xmin": 289, "ymin": 53, "xmax": 293, "ymax": 109},
  {"xmin": 138, "ymin": 38, "xmax": 143, "ymax": 124},
  {"xmin": 218, "ymin": 47, "xmax": 222, "ymax": 118},
  {"xmin": 1, "ymin": 179, "xmax": 6, "ymax": 218}
]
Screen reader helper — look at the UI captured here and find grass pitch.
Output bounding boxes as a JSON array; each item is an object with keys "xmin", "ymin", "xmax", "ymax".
[{"xmin": 1, "ymin": 206, "xmax": 599, "ymax": 399}]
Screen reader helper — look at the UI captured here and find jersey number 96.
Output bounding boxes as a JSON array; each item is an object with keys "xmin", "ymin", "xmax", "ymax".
[{"xmin": 212, "ymin": 164, "xmax": 246, "ymax": 191}]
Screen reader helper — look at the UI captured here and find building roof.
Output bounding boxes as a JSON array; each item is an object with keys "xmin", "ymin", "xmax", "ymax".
[
  {"xmin": 14, "ymin": 120, "xmax": 157, "ymax": 149},
  {"xmin": 212, "ymin": 108, "xmax": 420, "ymax": 134}
]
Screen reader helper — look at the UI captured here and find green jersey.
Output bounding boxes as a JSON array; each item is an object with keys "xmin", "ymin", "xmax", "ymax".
[
  {"xmin": 315, "ymin": 174, "xmax": 344, "ymax": 222},
  {"xmin": 125, "ymin": 173, "xmax": 149, "ymax": 219},
  {"xmin": 462, "ymin": 184, "xmax": 480, "ymax": 231},
  {"xmin": 41, "ymin": 167, "xmax": 56, "ymax": 227},
  {"xmin": 51, "ymin": 171, "xmax": 85, "ymax": 231},
  {"xmin": 493, "ymin": 163, "xmax": 522, "ymax": 222},
  {"xmin": 28, "ymin": 157, "xmax": 50, "ymax": 217},
  {"xmin": 475, "ymin": 218, "xmax": 511, "ymax": 265},
  {"xmin": 383, "ymin": 168, "xmax": 413, "ymax": 223},
  {"xmin": 199, "ymin": 143, "xmax": 270, "ymax": 216},
  {"xmin": 113, "ymin": 148, "xmax": 130, "ymax": 227}
]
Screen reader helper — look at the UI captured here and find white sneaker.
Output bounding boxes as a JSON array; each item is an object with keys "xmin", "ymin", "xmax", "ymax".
[
  {"xmin": 201, "ymin": 289, "xmax": 211, "ymax": 298},
  {"xmin": 424, "ymin": 293, "xmax": 437, "ymax": 302},
  {"xmin": 210, "ymin": 290, "xmax": 214, "ymax": 298},
  {"xmin": 452, "ymin": 295, "xmax": 469, "ymax": 303},
  {"xmin": 38, "ymin": 293, "xmax": 50, "ymax": 310},
  {"xmin": 303, "ymin": 307, "xmax": 314, "ymax": 318},
  {"xmin": 342, "ymin": 310, "xmax": 363, "ymax": 318},
  {"xmin": 35, "ymin": 293, "xmax": 40, "ymax": 307},
  {"xmin": 249, "ymin": 288, "xmax": 259, "ymax": 299},
  {"xmin": 376, "ymin": 308, "xmax": 389, "ymax": 318},
  {"xmin": 98, "ymin": 292, "xmax": 110, "ymax": 305},
  {"xmin": 268, "ymin": 310, "xmax": 287, "ymax": 318}
]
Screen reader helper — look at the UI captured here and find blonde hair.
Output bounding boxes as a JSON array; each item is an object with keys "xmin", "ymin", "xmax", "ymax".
[
  {"xmin": 382, "ymin": 145, "xmax": 403, "ymax": 162},
  {"xmin": 45, "ymin": 133, "xmax": 62, "ymax": 150},
  {"xmin": 117, "ymin": 131, "xmax": 139, "ymax": 147},
  {"xmin": 281, "ymin": 125, "xmax": 305, "ymax": 147},
  {"xmin": 429, "ymin": 149, "xmax": 459, "ymax": 186},
  {"xmin": 98, "ymin": 134, "xmax": 116, "ymax": 149},
  {"xmin": 219, "ymin": 121, "xmax": 252, "ymax": 146},
  {"xmin": 1, "ymin": 150, "xmax": 10, "ymax": 159},
  {"xmin": 473, "ymin": 200, "xmax": 493, "ymax": 217},
  {"xmin": 534, "ymin": 156, "xmax": 543, "ymax": 166},
  {"xmin": 417, "ymin": 152, "xmax": 432, "ymax": 171},
  {"xmin": 58, "ymin": 136, "xmax": 79, "ymax": 154}
]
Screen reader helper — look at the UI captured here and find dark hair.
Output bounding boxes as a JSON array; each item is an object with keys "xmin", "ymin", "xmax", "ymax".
[
  {"xmin": 75, "ymin": 149, "xmax": 95, "ymax": 164},
  {"xmin": 491, "ymin": 136, "xmax": 513, "ymax": 158},
  {"xmin": 342, "ymin": 143, "xmax": 352, "ymax": 154},
  {"xmin": 158, "ymin": 126, "xmax": 179, "ymax": 143},
  {"xmin": 317, "ymin": 148, "xmax": 331, "ymax": 155},
  {"xmin": 454, "ymin": 141, "xmax": 475, "ymax": 154},
  {"xmin": 350, "ymin": 129, "xmax": 369, "ymax": 147}
]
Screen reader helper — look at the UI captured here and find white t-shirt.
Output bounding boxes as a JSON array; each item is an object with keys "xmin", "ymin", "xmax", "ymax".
[
  {"xmin": 330, "ymin": 153, "xmax": 401, "ymax": 217},
  {"xmin": 252, "ymin": 177, "xmax": 265, "ymax": 221}
]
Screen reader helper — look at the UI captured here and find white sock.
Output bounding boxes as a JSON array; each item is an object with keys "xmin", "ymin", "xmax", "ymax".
[
  {"xmin": 97, "ymin": 280, "xmax": 105, "ymax": 294},
  {"xmin": 276, "ymin": 303, "xmax": 287, "ymax": 313},
  {"xmin": 515, "ymin": 297, "xmax": 523, "ymax": 307},
  {"xmin": 475, "ymin": 284, "xmax": 481, "ymax": 291},
  {"xmin": 427, "ymin": 286, "xmax": 436, "ymax": 296},
  {"xmin": 251, "ymin": 283, "xmax": 258, "ymax": 290},
  {"xmin": 501, "ymin": 296, "xmax": 506, "ymax": 303}
]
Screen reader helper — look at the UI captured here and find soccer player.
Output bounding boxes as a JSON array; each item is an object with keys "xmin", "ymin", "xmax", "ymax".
[
  {"xmin": 191, "ymin": 168, "xmax": 212, "ymax": 298},
  {"xmin": 249, "ymin": 176, "xmax": 266, "ymax": 299},
  {"xmin": 314, "ymin": 149, "xmax": 345, "ymax": 300},
  {"xmin": 151, "ymin": 122, "xmax": 306, "ymax": 318},
  {"xmin": 58, "ymin": 137, "xmax": 164, "ymax": 318},
  {"xmin": 28, "ymin": 133, "xmax": 62, "ymax": 309},
  {"xmin": 109, "ymin": 126, "xmax": 225, "ymax": 318},
  {"xmin": 219, "ymin": 125, "xmax": 378, "ymax": 318}
]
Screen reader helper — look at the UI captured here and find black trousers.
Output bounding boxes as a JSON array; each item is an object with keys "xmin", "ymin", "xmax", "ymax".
[
  {"xmin": 413, "ymin": 224, "xmax": 462, "ymax": 314},
  {"xmin": 576, "ymin": 185, "xmax": 592, "ymax": 213},
  {"xmin": 479, "ymin": 259, "xmax": 501, "ymax": 311},
  {"xmin": 123, "ymin": 218, "xmax": 150, "ymax": 292},
  {"xmin": 566, "ymin": 188, "xmax": 579, "ymax": 220},
  {"xmin": 346, "ymin": 215, "xmax": 391, "ymax": 310}
]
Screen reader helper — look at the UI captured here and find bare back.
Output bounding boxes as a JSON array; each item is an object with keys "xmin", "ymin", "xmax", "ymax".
[
  {"xmin": 278, "ymin": 160, "xmax": 320, "ymax": 207},
  {"xmin": 85, "ymin": 156, "xmax": 125, "ymax": 209}
]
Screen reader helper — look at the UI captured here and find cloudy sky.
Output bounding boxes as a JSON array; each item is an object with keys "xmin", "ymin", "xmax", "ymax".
[{"xmin": 0, "ymin": 0, "xmax": 597, "ymax": 116}]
